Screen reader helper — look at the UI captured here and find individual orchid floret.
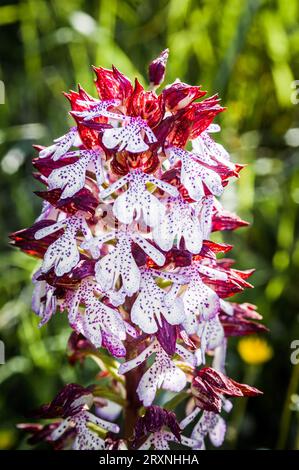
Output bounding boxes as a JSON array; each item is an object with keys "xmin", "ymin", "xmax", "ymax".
[
  {"xmin": 212, "ymin": 198, "xmax": 249, "ymax": 231},
  {"xmin": 92, "ymin": 229, "xmax": 165, "ymax": 297},
  {"xmin": 39, "ymin": 126, "xmax": 79, "ymax": 161},
  {"xmin": 180, "ymin": 408, "xmax": 226, "ymax": 450},
  {"xmin": 119, "ymin": 339, "xmax": 193, "ymax": 406},
  {"xmin": 179, "ymin": 260, "xmax": 226, "ymax": 334},
  {"xmin": 102, "ymin": 116, "xmax": 157, "ymax": 153},
  {"xmin": 192, "ymin": 124, "xmax": 236, "ymax": 174},
  {"xmin": 131, "ymin": 267, "xmax": 185, "ymax": 334},
  {"xmin": 47, "ymin": 149, "xmax": 105, "ymax": 199},
  {"xmin": 166, "ymin": 146, "xmax": 224, "ymax": 200},
  {"xmin": 219, "ymin": 299, "xmax": 267, "ymax": 337},
  {"xmin": 191, "ymin": 367, "xmax": 262, "ymax": 414},
  {"xmin": 93, "ymin": 65, "xmax": 133, "ymax": 102},
  {"xmin": 29, "ymin": 384, "xmax": 119, "ymax": 450},
  {"xmin": 153, "ymin": 195, "xmax": 213, "ymax": 254},
  {"xmin": 100, "ymin": 169, "xmax": 178, "ymax": 227},
  {"xmin": 73, "ymin": 98, "xmax": 124, "ymax": 122},
  {"xmin": 133, "ymin": 406, "xmax": 199, "ymax": 450},
  {"xmin": 163, "ymin": 80, "xmax": 206, "ymax": 112},
  {"xmin": 192, "ymin": 411, "xmax": 226, "ymax": 449},
  {"xmin": 65, "ymin": 277, "xmax": 127, "ymax": 356},
  {"xmin": 34, "ymin": 215, "xmax": 92, "ymax": 276}
]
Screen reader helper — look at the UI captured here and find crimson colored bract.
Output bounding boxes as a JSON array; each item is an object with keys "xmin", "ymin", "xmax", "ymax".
[{"xmin": 12, "ymin": 50, "xmax": 265, "ymax": 450}]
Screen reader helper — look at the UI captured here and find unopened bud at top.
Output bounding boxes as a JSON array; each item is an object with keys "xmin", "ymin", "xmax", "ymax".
[{"xmin": 148, "ymin": 49, "xmax": 169, "ymax": 88}]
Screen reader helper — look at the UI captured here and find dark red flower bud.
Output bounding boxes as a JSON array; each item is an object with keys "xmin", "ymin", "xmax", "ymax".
[{"xmin": 148, "ymin": 49, "xmax": 169, "ymax": 88}]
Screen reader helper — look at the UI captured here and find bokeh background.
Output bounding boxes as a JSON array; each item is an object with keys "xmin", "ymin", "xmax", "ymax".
[{"xmin": 0, "ymin": 0, "xmax": 299, "ymax": 450}]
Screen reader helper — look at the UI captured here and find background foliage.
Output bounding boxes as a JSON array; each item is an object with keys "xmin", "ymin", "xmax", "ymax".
[{"xmin": 0, "ymin": 0, "xmax": 299, "ymax": 450}]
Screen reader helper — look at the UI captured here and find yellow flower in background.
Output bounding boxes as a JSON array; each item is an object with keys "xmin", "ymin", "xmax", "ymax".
[
  {"xmin": 0, "ymin": 429, "xmax": 15, "ymax": 450},
  {"xmin": 238, "ymin": 337, "xmax": 273, "ymax": 365}
]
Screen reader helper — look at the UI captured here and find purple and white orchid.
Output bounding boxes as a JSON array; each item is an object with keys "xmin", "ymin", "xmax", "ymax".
[{"xmin": 12, "ymin": 50, "xmax": 265, "ymax": 450}]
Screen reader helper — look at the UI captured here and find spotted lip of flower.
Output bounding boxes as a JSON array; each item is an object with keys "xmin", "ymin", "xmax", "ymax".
[
  {"xmin": 181, "ymin": 264, "xmax": 222, "ymax": 335},
  {"xmin": 99, "ymin": 169, "xmax": 178, "ymax": 228},
  {"xmin": 34, "ymin": 216, "xmax": 87, "ymax": 277},
  {"xmin": 130, "ymin": 268, "xmax": 185, "ymax": 334},
  {"xmin": 66, "ymin": 278, "xmax": 127, "ymax": 356},
  {"xmin": 93, "ymin": 230, "xmax": 165, "ymax": 298},
  {"xmin": 72, "ymin": 98, "xmax": 123, "ymax": 122},
  {"xmin": 191, "ymin": 367, "xmax": 262, "ymax": 413},
  {"xmin": 192, "ymin": 125, "xmax": 238, "ymax": 178},
  {"xmin": 153, "ymin": 195, "xmax": 213, "ymax": 254},
  {"xmin": 166, "ymin": 146, "xmax": 224, "ymax": 201},
  {"xmin": 39, "ymin": 126, "xmax": 78, "ymax": 161},
  {"xmin": 102, "ymin": 116, "xmax": 157, "ymax": 154},
  {"xmin": 47, "ymin": 149, "xmax": 104, "ymax": 200},
  {"xmin": 118, "ymin": 340, "xmax": 191, "ymax": 407},
  {"xmin": 195, "ymin": 315, "xmax": 225, "ymax": 366},
  {"xmin": 182, "ymin": 410, "xmax": 226, "ymax": 449}
]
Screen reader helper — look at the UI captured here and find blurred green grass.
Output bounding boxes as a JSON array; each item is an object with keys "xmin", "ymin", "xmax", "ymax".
[{"xmin": 0, "ymin": 0, "xmax": 299, "ymax": 450}]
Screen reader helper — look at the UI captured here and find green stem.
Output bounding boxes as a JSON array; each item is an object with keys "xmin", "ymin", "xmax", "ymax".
[
  {"xmin": 124, "ymin": 358, "xmax": 144, "ymax": 444},
  {"xmin": 276, "ymin": 362, "xmax": 299, "ymax": 449}
]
